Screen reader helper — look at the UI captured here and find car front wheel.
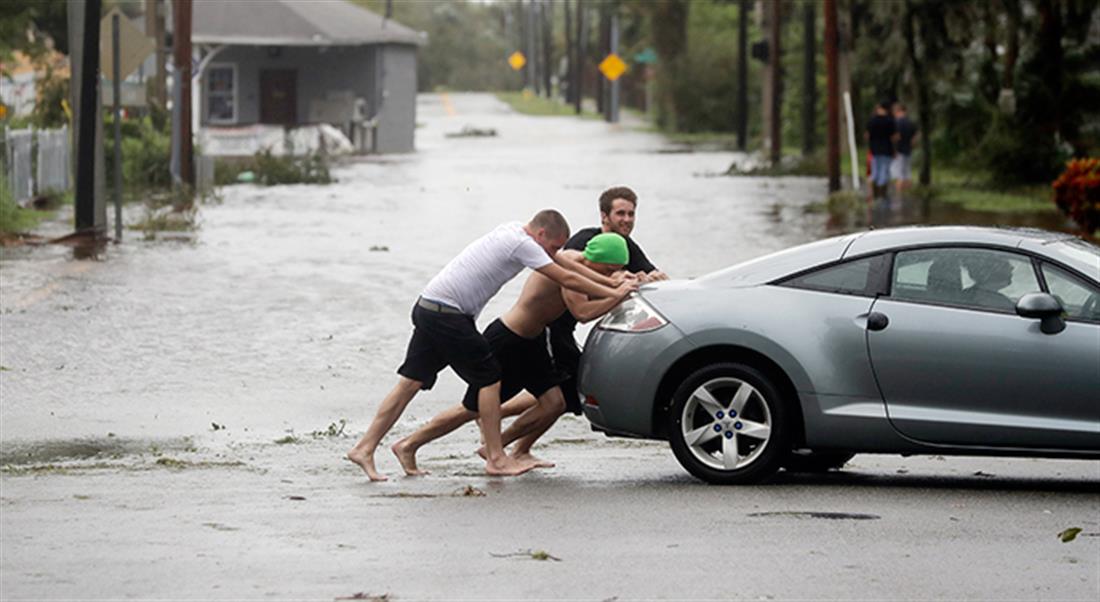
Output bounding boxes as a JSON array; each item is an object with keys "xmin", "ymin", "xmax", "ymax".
[{"xmin": 668, "ymin": 362, "xmax": 791, "ymax": 485}]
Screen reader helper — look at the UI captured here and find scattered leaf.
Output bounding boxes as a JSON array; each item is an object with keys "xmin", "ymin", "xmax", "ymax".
[
  {"xmin": 972, "ymin": 471, "xmax": 995, "ymax": 478},
  {"xmin": 1059, "ymin": 527, "xmax": 1083, "ymax": 543},
  {"xmin": 369, "ymin": 245, "xmax": 390, "ymax": 252},
  {"xmin": 274, "ymin": 435, "xmax": 299, "ymax": 445},
  {"xmin": 453, "ymin": 485, "xmax": 486, "ymax": 497},
  {"xmin": 288, "ymin": 495, "xmax": 307, "ymax": 501},
  {"xmin": 211, "ymin": 422, "xmax": 226, "ymax": 431}
]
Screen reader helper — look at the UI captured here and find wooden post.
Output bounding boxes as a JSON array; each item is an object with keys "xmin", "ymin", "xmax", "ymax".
[
  {"xmin": 174, "ymin": 0, "xmax": 193, "ymax": 188},
  {"xmin": 575, "ymin": 0, "xmax": 585, "ymax": 114}
]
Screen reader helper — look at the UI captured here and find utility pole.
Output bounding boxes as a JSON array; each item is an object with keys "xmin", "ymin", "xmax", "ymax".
[
  {"xmin": 112, "ymin": 13, "xmax": 123, "ymax": 241},
  {"xmin": 736, "ymin": 0, "xmax": 749, "ymax": 150},
  {"xmin": 174, "ymin": 0, "xmax": 193, "ymax": 188},
  {"xmin": 825, "ymin": 0, "xmax": 840, "ymax": 192},
  {"xmin": 607, "ymin": 11, "xmax": 620, "ymax": 123},
  {"xmin": 575, "ymin": 0, "xmax": 585, "ymax": 114},
  {"xmin": 802, "ymin": 2, "xmax": 816, "ymax": 156},
  {"xmin": 768, "ymin": 0, "xmax": 783, "ymax": 165},
  {"xmin": 72, "ymin": 0, "xmax": 104, "ymax": 234}
]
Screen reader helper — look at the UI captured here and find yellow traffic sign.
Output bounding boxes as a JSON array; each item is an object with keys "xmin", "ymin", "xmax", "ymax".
[
  {"xmin": 99, "ymin": 7, "xmax": 155, "ymax": 82},
  {"xmin": 599, "ymin": 53, "xmax": 628, "ymax": 81},
  {"xmin": 508, "ymin": 51, "xmax": 527, "ymax": 71}
]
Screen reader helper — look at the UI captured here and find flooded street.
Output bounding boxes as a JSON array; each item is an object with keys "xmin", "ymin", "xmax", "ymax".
[{"xmin": 1, "ymin": 93, "xmax": 1096, "ymax": 600}]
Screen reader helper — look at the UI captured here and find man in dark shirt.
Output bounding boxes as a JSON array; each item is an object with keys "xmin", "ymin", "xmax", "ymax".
[
  {"xmin": 891, "ymin": 102, "xmax": 919, "ymax": 197},
  {"xmin": 865, "ymin": 101, "xmax": 896, "ymax": 200},
  {"xmin": 497, "ymin": 186, "xmax": 668, "ymax": 460}
]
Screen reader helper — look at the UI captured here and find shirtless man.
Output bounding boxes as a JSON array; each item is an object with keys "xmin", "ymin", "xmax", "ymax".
[
  {"xmin": 346, "ymin": 211, "xmax": 634, "ymax": 481},
  {"xmin": 390, "ymin": 233, "xmax": 631, "ymax": 474}
]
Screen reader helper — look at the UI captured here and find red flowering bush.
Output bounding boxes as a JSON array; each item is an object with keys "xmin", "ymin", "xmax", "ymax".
[{"xmin": 1052, "ymin": 159, "xmax": 1100, "ymax": 235}]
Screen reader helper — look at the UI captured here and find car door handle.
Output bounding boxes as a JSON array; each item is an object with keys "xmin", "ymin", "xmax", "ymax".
[{"xmin": 866, "ymin": 312, "xmax": 889, "ymax": 331}]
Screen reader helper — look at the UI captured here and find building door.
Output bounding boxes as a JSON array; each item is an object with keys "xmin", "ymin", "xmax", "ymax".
[{"xmin": 260, "ymin": 69, "xmax": 297, "ymax": 125}]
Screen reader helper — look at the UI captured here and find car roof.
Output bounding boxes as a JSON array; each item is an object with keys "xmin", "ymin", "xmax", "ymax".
[
  {"xmin": 841, "ymin": 226, "xmax": 1074, "ymax": 257},
  {"xmin": 842, "ymin": 226, "xmax": 1099, "ymax": 283}
]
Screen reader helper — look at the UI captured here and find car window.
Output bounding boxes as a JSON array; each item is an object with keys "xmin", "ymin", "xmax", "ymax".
[
  {"xmin": 891, "ymin": 248, "xmax": 1041, "ymax": 312},
  {"xmin": 782, "ymin": 255, "xmax": 885, "ymax": 296},
  {"xmin": 1042, "ymin": 263, "xmax": 1100, "ymax": 321}
]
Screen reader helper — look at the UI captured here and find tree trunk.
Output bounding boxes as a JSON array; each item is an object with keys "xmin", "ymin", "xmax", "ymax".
[
  {"xmin": 651, "ymin": 0, "xmax": 688, "ymax": 130},
  {"xmin": 1002, "ymin": 0, "xmax": 1020, "ymax": 90},
  {"xmin": 802, "ymin": 2, "xmax": 816, "ymax": 156},
  {"xmin": 902, "ymin": 1, "xmax": 932, "ymax": 186},
  {"xmin": 565, "ymin": 0, "xmax": 574, "ymax": 104},
  {"xmin": 541, "ymin": 0, "xmax": 553, "ymax": 98},
  {"xmin": 736, "ymin": 0, "xmax": 749, "ymax": 150}
]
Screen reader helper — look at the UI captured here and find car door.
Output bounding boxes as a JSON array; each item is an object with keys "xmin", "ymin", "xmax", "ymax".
[{"xmin": 867, "ymin": 246, "xmax": 1099, "ymax": 450}]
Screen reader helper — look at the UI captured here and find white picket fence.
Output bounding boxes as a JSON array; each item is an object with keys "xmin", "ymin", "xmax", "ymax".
[{"xmin": 2, "ymin": 125, "xmax": 71, "ymax": 203}]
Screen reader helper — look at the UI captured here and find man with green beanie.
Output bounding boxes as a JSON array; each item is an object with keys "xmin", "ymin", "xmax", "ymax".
[{"xmin": 390, "ymin": 233, "xmax": 630, "ymax": 474}]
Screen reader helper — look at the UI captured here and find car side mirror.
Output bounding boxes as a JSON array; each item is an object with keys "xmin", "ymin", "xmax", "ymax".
[{"xmin": 1016, "ymin": 292, "xmax": 1066, "ymax": 334}]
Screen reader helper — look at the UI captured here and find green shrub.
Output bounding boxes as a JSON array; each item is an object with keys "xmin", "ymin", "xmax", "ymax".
[
  {"xmin": 252, "ymin": 150, "xmax": 332, "ymax": 185},
  {"xmin": 103, "ymin": 114, "xmax": 172, "ymax": 190},
  {"xmin": 0, "ymin": 171, "xmax": 42, "ymax": 234}
]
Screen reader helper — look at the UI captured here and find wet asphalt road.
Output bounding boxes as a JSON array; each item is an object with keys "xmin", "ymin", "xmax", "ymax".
[{"xmin": 1, "ymin": 93, "xmax": 1097, "ymax": 600}]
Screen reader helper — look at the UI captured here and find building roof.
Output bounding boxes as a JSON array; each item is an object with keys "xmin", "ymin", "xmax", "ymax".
[{"xmin": 191, "ymin": 0, "xmax": 426, "ymax": 47}]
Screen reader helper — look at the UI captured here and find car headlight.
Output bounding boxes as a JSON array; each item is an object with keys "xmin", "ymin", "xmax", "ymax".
[{"xmin": 597, "ymin": 294, "xmax": 669, "ymax": 333}]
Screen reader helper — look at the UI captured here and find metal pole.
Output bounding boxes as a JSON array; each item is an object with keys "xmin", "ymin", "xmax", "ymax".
[
  {"xmin": 825, "ymin": 0, "xmax": 840, "ymax": 192},
  {"xmin": 608, "ymin": 11, "xmax": 619, "ymax": 123},
  {"xmin": 112, "ymin": 14, "xmax": 123, "ymax": 241},
  {"xmin": 843, "ymin": 91, "xmax": 860, "ymax": 191},
  {"xmin": 75, "ymin": 0, "xmax": 102, "ymax": 233}
]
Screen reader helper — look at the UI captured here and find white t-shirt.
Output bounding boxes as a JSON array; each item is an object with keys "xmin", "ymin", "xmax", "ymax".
[{"xmin": 421, "ymin": 222, "xmax": 553, "ymax": 317}]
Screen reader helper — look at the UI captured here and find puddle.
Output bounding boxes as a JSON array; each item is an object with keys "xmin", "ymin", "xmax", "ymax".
[
  {"xmin": 0, "ymin": 437, "xmax": 195, "ymax": 466},
  {"xmin": 748, "ymin": 511, "xmax": 881, "ymax": 520}
]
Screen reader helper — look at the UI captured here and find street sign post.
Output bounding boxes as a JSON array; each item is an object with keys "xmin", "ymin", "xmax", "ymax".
[{"xmin": 99, "ymin": 7, "xmax": 154, "ymax": 83}]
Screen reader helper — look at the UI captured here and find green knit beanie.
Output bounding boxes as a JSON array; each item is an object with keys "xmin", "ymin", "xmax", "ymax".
[{"xmin": 583, "ymin": 233, "xmax": 629, "ymax": 265}]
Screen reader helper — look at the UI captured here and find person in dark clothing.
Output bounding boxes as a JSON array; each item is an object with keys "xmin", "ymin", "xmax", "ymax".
[
  {"xmin": 498, "ymin": 187, "xmax": 668, "ymax": 461},
  {"xmin": 891, "ymin": 102, "xmax": 920, "ymax": 196},
  {"xmin": 865, "ymin": 101, "xmax": 896, "ymax": 200}
]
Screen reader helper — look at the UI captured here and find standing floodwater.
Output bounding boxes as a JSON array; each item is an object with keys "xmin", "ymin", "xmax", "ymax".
[{"xmin": 3, "ymin": 94, "xmax": 1094, "ymax": 602}]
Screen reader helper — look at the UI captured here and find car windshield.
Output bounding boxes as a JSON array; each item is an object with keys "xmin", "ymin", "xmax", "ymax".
[{"xmin": 1044, "ymin": 237, "xmax": 1100, "ymax": 283}]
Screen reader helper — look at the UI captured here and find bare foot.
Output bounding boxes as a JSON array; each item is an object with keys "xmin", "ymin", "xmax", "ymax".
[
  {"xmin": 391, "ymin": 439, "xmax": 429, "ymax": 476},
  {"xmin": 346, "ymin": 448, "xmax": 388, "ymax": 482},
  {"xmin": 512, "ymin": 451, "xmax": 555, "ymax": 469},
  {"xmin": 484, "ymin": 454, "xmax": 536, "ymax": 477},
  {"xmin": 475, "ymin": 445, "xmax": 488, "ymax": 460}
]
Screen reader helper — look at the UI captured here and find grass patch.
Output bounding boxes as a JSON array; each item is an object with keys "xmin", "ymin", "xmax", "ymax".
[
  {"xmin": 922, "ymin": 167, "xmax": 1056, "ymax": 214},
  {"xmin": 496, "ymin": 91, "xmax": 598, "ymax": 118}
]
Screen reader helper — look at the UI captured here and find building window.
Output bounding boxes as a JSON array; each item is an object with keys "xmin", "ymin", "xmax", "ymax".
[{"xmin": 206, "ymin": 64, "xmax": 237, "ymax": 124}]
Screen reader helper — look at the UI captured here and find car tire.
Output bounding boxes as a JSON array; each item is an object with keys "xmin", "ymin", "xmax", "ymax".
[
  {"xmin": 667, "ymin": 362, "xmax": 791, "ymax": 485},
  {"xmin": 783, "ymin": 450, "xmax": 855, "ymax": 473}
]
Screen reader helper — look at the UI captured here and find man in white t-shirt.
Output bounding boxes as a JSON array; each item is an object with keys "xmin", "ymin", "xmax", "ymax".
[{"xmin": 347, "ymin": 209, "xmax": 635, "ymax": 480}]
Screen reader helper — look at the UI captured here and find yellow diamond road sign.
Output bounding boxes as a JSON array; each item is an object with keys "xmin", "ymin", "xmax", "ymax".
[
  {"xmin": 599, "ymin": 53, "xmax": 628, "ymax": 81},
  {"xmin": 508, "ymin": 51, "xmax": 527, "ymax": 71}
]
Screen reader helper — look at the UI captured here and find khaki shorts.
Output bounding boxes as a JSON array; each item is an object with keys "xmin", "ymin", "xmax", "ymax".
[{"xmin": 891, "ymin": 154, "xmax": 912, "ymax": 181}]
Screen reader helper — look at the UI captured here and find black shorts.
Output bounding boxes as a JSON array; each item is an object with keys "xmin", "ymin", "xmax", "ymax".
[
  {"xmin": 461, "ymin": 319, "xmax": 566, "ymax": 412},
  {"xmin": 397, "ymin": 302, "xmax": 501, "ymax": 390},
  {"xmin": 548, "ymin": 322, "xmax": 583, "ymax": 415}
]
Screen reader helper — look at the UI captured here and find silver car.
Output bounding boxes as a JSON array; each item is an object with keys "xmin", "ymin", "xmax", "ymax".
[{"xmin": 578, "ymin": 226, "xmax": 1100, "ymax": 484}]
